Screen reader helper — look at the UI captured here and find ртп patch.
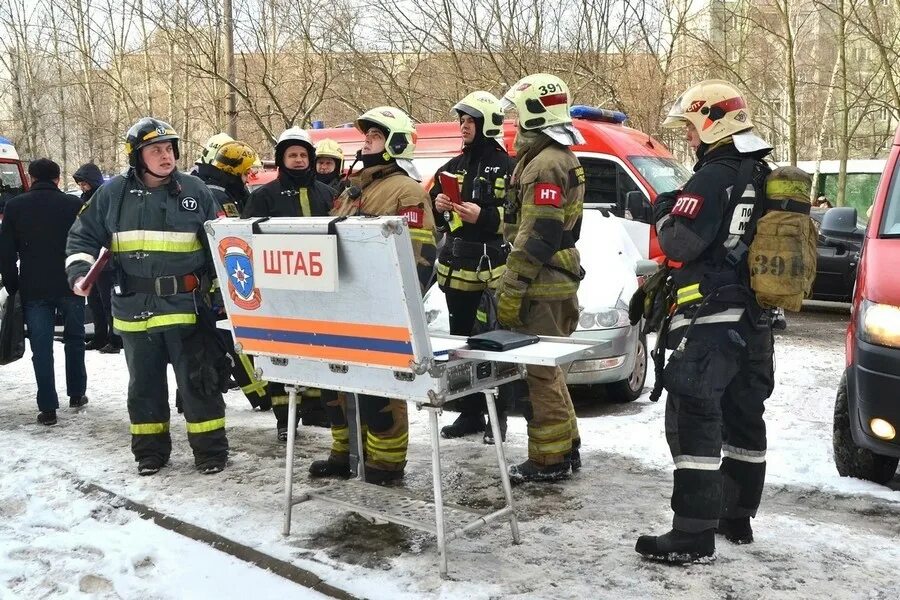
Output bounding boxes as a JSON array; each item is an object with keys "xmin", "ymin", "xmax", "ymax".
[{"xmin": 671, "ymin": 193, "xmax": 704, "ymax": 219}]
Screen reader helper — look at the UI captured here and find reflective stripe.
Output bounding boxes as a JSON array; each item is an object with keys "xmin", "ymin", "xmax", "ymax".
[
  {"xmin": 114, "ymin": 313, "xmax": 197, "ymax": 332},
  {"xmin": 65, "ymin": 252, "xmax": 96, "ymax": 268},
  {"xmin": 656, "ymin": 214, "xmax": 671, "ymax": 231},
  {"xmin": 185, "ymin": 417, "xmax": 225, "ymax": 433},
  {"xmin": 241, "ymin": 380, "xmax": 267, "ymax": 395},
  {"xmin": 111, "ymin": 230, "xmax": 202, "ymax": 253},
  {"xmin": 527, "ymin": 421, "xmax": 572, "ymax": 456},
  {"xmin": 298, "ymin": 188, "xmax": 311, "ymax": 216},
  {"xmin": 673, "ymin": 455, "xmax": 720, "ymax": 470},
  {"xmin": 476, "ymin": 309, "xmax": 487, "ymax": 323},
  {"xmin": 302, "ymin": 388, "xmax": 322, "ymax": 399},
  {"xmin": 365, "ymin": 431, "xmax": 408, "ymax": 464},
  {"xmin": 495, "ymin": 207, "xmax": 505, "ymax": 234},
  {"xmin": 668, "ymin": 308, "xmax": 745, "ymax": 332},
  {"xmin": 437, "ymin": 262, "xmax": 506, "ymax": 284},
  {"xmin": 271, "ymin": 394, "xmax": 289, "ymax": 407},
  {"xmin": 676, "ymin": 283, "xmax": 703, "ymax": 306},
  {"xmin": 408, "ymin": 229, "xmax": 436, "ymax": 245},
  {"xmin": 448, "ymin": 211, "xmax": 463, "ymax": 232},
  {"xmin": 131, "ymin": 422, "xmax": 170, "ymax": 435},
  {"xmin": 722, "ymin": 444, "xmax": 766, "ymax": 463},
  {"xmin": 331, "ymin": 425, "xmax": 350, "ymax": 454}
]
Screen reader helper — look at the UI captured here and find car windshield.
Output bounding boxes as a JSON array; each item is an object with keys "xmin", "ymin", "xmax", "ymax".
[
  {"xmin": 881, "ymin": 160, "xmax": 900, "ymax": 237},
  {"xmin": 628, "ymin": 156, "xmax": 691, "ymax": 195},
  {"xmin": 0, "ymin": 162, "xmax": 25, "ymax": 212}
]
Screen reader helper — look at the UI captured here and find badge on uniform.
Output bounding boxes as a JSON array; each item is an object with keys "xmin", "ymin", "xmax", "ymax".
[
  {"xmin": 534, "ymin": 183, "xmax": 563, "ymax": 207},
  {"xmin": 181, "ymin": 197, "xmax": 198, "ymax": 211},
  {"xmin": 671, "ymin": 193, "xmax": 704, "ymax": 219},
  {"xmin": 400, "ymin": 206, "xmax": 425, "ymax": 228}
]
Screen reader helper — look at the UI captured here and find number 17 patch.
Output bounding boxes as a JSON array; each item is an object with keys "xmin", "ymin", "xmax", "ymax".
[{"xmin": 534, "ymin": 183, "xmax": 563, "ymax": 207}]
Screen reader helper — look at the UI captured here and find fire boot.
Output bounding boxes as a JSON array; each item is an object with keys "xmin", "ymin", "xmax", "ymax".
[
  {"xmin": 441, "ymin": 412, "xmax": 485, "ymax": 439},
  {"xmin": 308, "ymin": 456, "xmax": 351, "ymax": 478},
  {"xmin": 635, "ymin": 528, "xmax": 716, "ymax": 564},
  {"xmin": 364, "ymin": 466, "xmax": 405, "ymax": 485},
  {"xmin": 483, "ymin": 412, "xmax": 507, "ymax": 445},
  {"xmin": 508, "ymin": 459, "xmax": 571, "ymax": 485},
  {"xmin": 717, "ymin": 517, "xmax": 753, "ymax": 544}
]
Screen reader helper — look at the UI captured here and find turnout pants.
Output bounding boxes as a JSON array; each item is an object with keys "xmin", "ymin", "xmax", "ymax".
[
  {"xmin": 515, "ymin": 297, "xmax": 580, "ymax": 466},
  {"xmin": 270, "ymin": 384, "xmax": 327, "ymax": 428},
  {"xmin": 222, "ymin": 335, "xmax": 271, "ymax": 410},
  {"xmin": 325, "ymin": 392, "xmax": 409, "ymax": 472},
  {"xmin": 122, "ymin": 327, "xmax": 228, "ymax": 466},
  {"xmin": 445, "ymin": 287, "xmax": 487, "ymax": 417},
  {"xmin": 663, "ymin": 320, "xmax": 774, "ymax": 532}
]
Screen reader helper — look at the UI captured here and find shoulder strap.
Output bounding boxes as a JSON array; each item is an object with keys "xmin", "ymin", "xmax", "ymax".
[{"xmin": 724, "ymin": 158, "xmax": 762, "ymax": 267}]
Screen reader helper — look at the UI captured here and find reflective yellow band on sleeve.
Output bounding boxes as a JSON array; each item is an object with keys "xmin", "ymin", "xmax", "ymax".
[
  {"xmin": 408, "ymin": 229, "xmax": 436, "ymax": 245},
  {"xmin": 131, "ymin": 422, "xmax": 170, "ymax": 435},
  {"xmin": 114, "ymin": 314, "xmax": 198, "ymax": 332},
  {"xmin": 185, "ymin": 418, "xmax": 226, "ymax": 434},
  {"xmin": 676, "ymin": 283, "xmax": 703, "ymax": 306}
]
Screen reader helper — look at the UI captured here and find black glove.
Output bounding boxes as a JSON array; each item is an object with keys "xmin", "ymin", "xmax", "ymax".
[
  {"xmin": 185, "ymin": 327, "xmax": 232, "ymax": 397},
  {"xmin": 652, "ymin": 190, "xmax": 679, "ymax": 224}
]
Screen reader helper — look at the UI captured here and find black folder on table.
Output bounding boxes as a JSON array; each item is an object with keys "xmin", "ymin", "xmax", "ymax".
[{"xmin": 466, "ymin": 330, "xmax": 540, "ymax": 352}]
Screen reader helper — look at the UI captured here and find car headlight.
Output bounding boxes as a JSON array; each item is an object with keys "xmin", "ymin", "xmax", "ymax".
[
  {"xmin": 578, "ymin": 308, "xmax": 630, "ymax": 330},
  {"xmin": 859, "ymin": 299, "xmax": 900, "ymax": 349}
]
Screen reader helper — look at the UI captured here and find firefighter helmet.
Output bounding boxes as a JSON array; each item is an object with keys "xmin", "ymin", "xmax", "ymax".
[
  {"xmin": 200, "ymin": 133, "xmax": 235, "ymax": 164},
  {"xmin": 663, "ymin": 80, "xmax": 754, "ymax": 145},
  {"xmin": 125, "ymin": 117, "xmax": 180, "ymax": 168},
  {"xmin": 274, "ymin": 127, "xmax": 315, "ymax": 168},
  {"xmin": 355, "ymin": 107, "xmax": 417, "ymax": 160},
  {"xmin": 500, "ymin": 74, "xmax": 573, "ymax": 130},
  {"xmin": 453, "ymin": 92, "xmax": 505, "ymax": 139},
  {"xmin": 211, "ymin": 141, "xmax": 258, "ymax": 177}
]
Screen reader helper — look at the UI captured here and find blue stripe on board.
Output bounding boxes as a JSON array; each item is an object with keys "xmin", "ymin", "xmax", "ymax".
[{"xmin": 234, "ymin": 327, "xmax": 413, "ymax": 355}]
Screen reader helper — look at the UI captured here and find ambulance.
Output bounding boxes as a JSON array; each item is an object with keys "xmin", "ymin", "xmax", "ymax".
[
  {"xmin": 249, "ymin": 107, "xmax": 691, "ymax": 401},
  {"xmin": 0, "ymin": 136, "xmax": 28, "ymax": 221}
]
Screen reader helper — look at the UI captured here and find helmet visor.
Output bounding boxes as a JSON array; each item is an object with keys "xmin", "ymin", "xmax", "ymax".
[
  {"xmin": 662, "ymin": 95, "xmax": 687, "ymax": 128},
  {"xmin": 499, "ymin": 95, "xmax": 516, "ymax": 113}
]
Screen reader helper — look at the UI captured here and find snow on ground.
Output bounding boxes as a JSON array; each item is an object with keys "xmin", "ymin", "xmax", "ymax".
[{"xmin": 1, "ymin": 306, "xmax": 899, "ymax": 599}]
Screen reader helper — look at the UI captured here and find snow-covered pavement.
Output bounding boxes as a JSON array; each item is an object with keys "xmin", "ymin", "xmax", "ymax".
[{"xmin": 1, "ymin": 306, "xmax": 898, "ymax": 599}]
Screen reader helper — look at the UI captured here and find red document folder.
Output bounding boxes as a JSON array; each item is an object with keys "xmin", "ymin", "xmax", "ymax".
[
  {"xmin": 439, "ymin": 171, "xmax": 462, "ymax": 205},
  {"xmin": 75, "ymin": 248, "xmax": 110, "ymax": 292}
]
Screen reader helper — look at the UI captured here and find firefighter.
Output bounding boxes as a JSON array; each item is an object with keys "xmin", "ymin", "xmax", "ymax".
[
  {"xmin": 199, "ymin": 133, "xmax": 235, "ymax": 166},
  {"xmin": 193, "ymin": 140, "xmax": 273, "ymax": 412},
  {"xmin": 242, "ymin": 127, "xmax": 335, "ymax": 439},
  {"xmin": 635, "ymin": 80, "xmax": 776, "ymax": 563},
  {"xmin": 498, "ymin": 74, "xmax": 586, "ymax": 484},
  {"xmin": 311, "ymin": 106, "xmax": 437, "ymax": 484},
  {"xmin": 430, "ymin": 91, "xmax": 515, "ymax": 443},
  {"xmin": 315, "ymin": 138, "xmax": 345, "ymax": 192},
  {"xmin": 66, "ymin": 117, "xmax": 229, "ymax": 476}
]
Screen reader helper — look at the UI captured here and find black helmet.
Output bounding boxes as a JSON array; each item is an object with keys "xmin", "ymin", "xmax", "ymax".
[{"xmin": 125, "ymin": 117, "xmax": 180, "ymax": 168}]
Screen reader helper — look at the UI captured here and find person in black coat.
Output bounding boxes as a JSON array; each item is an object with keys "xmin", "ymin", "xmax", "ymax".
[
  {"xmin": 0, "ymin": 158, "xmax": 88, "ymax": 425},
  {"xmin": 73, "ymin": 163, "xmax": 120, "ymax": 354}
]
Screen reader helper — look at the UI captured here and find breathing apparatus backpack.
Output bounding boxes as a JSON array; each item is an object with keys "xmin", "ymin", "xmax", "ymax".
[{"xmin": 746, "ymin": 165, "xmax": 818, "ymax": 311}]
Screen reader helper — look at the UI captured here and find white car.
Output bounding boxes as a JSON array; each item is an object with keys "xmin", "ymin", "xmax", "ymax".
[{"xmin": 424, "ymin": 207, "xmax": 655, "ymax": 402}]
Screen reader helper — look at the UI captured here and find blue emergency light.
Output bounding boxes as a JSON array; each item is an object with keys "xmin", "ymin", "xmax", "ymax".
[
  {"xmin": 570, "ymin": 105, "xmax": 628, "ymax": 124},
  {"xmin": 0, "ymin": 136, "xmax": 13, "ymax": 145},
  {"xmin": 311, "ymin": 120, "xmax": 325, "ymax": 129}
]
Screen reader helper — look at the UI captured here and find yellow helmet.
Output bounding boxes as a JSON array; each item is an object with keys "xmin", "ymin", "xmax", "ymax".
[
  {"xmin": 355, "ymin": 106, "xmax": 417, "ymax": 160},
  {"xmin": 201, "ymin": 133, "xmax": 235, "ymax": 164},
  {"xmin": 210, "ymin": 141, "xmax": 258, "ymax": 176},
  {"xmin": 453, "ymin": 91, "xmax": 505, "ymax": 139},
  {"xmin": 500, "ymin": 73, "xmax": 572, "ymax": 130},
  {"xmin": 315, "ymin": 139, "xmax": 344, "ymax": 161},
  {"xmin": 663, "ymin": 80, "xmax": 754, "ymax": 145}
]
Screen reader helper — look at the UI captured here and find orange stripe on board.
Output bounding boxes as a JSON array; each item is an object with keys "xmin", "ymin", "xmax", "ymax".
[
  {"xmin": 239, "ymin": 338, "xmax": 413, "ymax": 369},
  {"xmin": 231, "ymin": 315, "xmax": 411, "ymax": 342}
]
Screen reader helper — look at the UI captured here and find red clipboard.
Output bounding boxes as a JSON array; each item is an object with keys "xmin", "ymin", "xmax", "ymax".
[
  {"xmin": 75, "ymin": 248, "xmax": 110, "ymax": 292},
  {"xmin": 439, "ymin": 171, "xmax": 462, "ymax": 205}
]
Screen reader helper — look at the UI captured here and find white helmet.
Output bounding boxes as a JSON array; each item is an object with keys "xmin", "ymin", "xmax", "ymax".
[
  {"xmin": 453, "ymin": 91, "xmax": 505, "ymax": 139},
  {"xmin": 200, "ymin": 133, "xmax": 234, "ymax": 164},
  {"xmin": 274, "ymin": 127, "xmax": 315, "ymax": 168}
]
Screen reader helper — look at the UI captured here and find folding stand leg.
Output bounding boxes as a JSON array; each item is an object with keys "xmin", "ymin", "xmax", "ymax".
[
  {"xmin": 282, "ymin": 386, "xmax": 299, "ymax": 536},
  {"xmin": 485, "ymin": 388, "xmax": 521, "ymax": 544},
  {"xmin": 428, "ymin": 407, "xmax": 449, "ymax": 578},
  {"xmin": 347, "ymin": 393, "xmax": 366, "ymax": 481}
]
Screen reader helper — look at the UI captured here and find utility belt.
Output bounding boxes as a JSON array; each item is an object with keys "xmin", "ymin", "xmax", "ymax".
[
  {"xmin": 116, "ymin": 273, "xmax": 200, "ymax": 297},
  {"xmin": 444, "ymin": 237, "xmax": 508, "ymax": 261}
]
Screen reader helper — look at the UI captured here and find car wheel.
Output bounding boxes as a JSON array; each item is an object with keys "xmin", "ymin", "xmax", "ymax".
[
  {"xmin": 833, "ymin": 371, "xmax": 899, "ymax": 484},
  {"xmin": 606, "ymin": 334, "xmax": 647, "ymax": 403}
]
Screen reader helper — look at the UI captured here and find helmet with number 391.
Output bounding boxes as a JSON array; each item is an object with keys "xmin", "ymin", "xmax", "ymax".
[{"xmin": 500, "ymin": 73, "xmax": 573, "ymax": 131}]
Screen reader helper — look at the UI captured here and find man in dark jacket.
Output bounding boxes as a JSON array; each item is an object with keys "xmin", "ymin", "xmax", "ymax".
[
  {"xmin": 0, "ymin": 158, "xmax": 88, "ymax": 425},
  {"xmin": 635, "ymin": 80, "xmax": 776, "ymax": 564},
  {"xmin": 67, "ymin": 118, "xmax": 229, "ymax": 476},
  {"xmin": 429, "ymin": 91, "xmax": 515, "ymax": 443},
  {"xmin": 242, "ymin": 126, "xmax": 336, "ymax": 440},
  {"xmin": 73, "ymin": 163, "xmax": 120, "ymax": 354}
]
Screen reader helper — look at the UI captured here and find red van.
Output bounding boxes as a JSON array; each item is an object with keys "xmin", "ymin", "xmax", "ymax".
[
  {"xmin": 0, "ymin": 136, "xmax": 29, "ymax": 221},
  {"xmin": 832, "ymin": 124, "xmax": 900, "ymax": 484}
]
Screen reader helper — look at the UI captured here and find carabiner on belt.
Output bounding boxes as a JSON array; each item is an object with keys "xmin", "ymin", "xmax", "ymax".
[{"xmin": 476, "ymin": 244, "xmax": 493, "ymax": 282}]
